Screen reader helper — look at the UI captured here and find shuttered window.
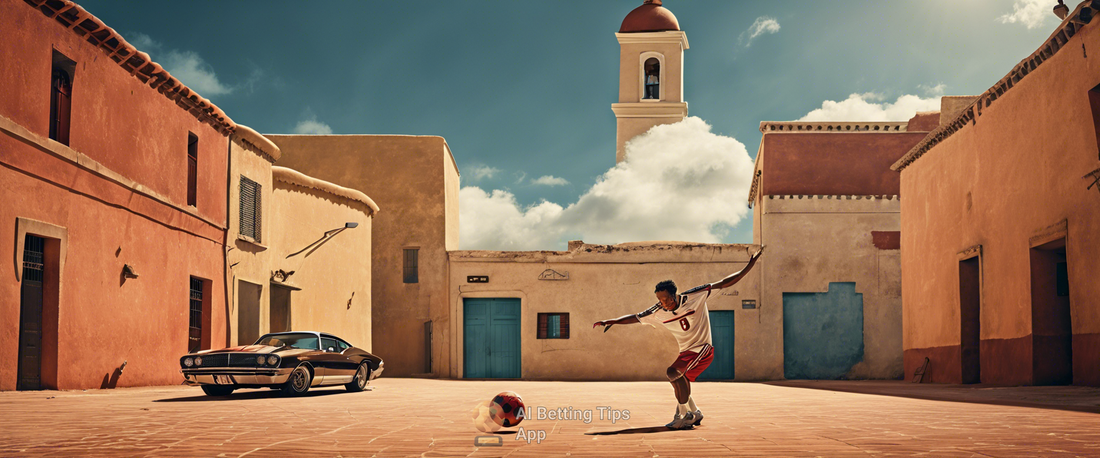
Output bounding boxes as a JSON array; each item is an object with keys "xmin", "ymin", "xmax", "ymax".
[
  {"xmin": 537, "ymin": 313, "xmax": 570, "ymax": 339},
  {"xmin": 187, "ymin": 133, "xmax": 198, "ymax": 207},
  {"xmin": 49, "ymin": 52, "xmax": 75, "ymax": 146},
  {"xmin": 239, "ymin": 176, "xmax": 261, "ymax": 241},
  {"xmin": 403, "ymin": 249, "xmax": 418, "ymax": 283}
]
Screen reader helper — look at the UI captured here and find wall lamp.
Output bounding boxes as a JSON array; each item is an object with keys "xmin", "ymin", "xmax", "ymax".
[{"xmin": 286, "ymin": 222, "xmax": 361, "ymax": 259}]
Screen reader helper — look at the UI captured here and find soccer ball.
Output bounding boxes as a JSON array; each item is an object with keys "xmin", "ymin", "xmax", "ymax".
[{"xmin": 489, "ymin": 391, "xmax": 525, "ymax": 428}]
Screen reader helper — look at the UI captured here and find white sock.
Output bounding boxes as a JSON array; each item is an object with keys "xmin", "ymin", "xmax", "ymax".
[
  {"xmin": 687, "ymin": 396, "xmax": 699, "ymax": 412},
  {"xmin": 677, "ymin": 403, "xmax": 689, "ymax": 415}
]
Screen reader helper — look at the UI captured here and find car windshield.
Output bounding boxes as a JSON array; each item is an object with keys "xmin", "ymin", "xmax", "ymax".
[{"xmin": 255, "ymin": 333, "xmax": 319, "ymax": 350}]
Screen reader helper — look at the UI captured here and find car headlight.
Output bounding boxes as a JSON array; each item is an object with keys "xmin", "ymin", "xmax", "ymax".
[
  {"xmin": 184, "ymin": 357, "xmax": 193, "ymax": 367},
  {"xmin": 257, "ymin": 355, "xmax": 265, "ymax": 365},
  {"xmin": 194, "ymin": 356, "xmax": 202, "ymax": 366},
  {"xmin": 267, "ymin": 355, "xmax": 278, "ymax": 366}
]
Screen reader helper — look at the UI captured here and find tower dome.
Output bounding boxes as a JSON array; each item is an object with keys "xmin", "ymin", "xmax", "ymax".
[{"xmin": 619, "ymin": 0, "xmax": 680, "ymax": 33}]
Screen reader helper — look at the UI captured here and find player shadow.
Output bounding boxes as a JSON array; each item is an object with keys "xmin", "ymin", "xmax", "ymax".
[{"xmin": 584, "ymin": 426, "xmax": 685, "ymax": 435}]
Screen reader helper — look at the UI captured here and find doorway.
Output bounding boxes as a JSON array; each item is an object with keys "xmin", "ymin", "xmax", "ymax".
[
  {"xmin": 463, "ymin": 298, "xmax": 521, "ymax": 378},
  {"xmin": 1030, "ymin": 238, "xmax": 1072, "ymax": 385},
  {"xmin": 238, "ymin": 280, "xmax": 263, "ymax": 345},
  {"xmin": 270, "ymin": 283, "xmax": 293, "ymax": 334},
  {"xmin": 959, "ymin": 256, "xmax": 981, "ymax": 384},
  {"xmin": 18, "ymin": 235, "xmax": 45, "ymax": 390},
  {"xmin": 698, "ymin": 310, "xmax": 734, "ymax": 380}
]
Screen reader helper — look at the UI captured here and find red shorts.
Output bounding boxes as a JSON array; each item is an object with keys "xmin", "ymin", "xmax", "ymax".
[{"xmin": 671, "ymin": 344, "xmax": 713, "ymax": 382}]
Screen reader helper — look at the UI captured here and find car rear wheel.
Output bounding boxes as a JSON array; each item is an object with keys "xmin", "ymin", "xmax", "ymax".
[
  {"xmin": 346, "ymin": 362, "xmax": 372, "ymax": 392},
  {"xmin": 281, "ymin": 365, "xmax": 312, "ymax": 396},
  {"xmin": 201, "ymin": 385, "xmax": 234, "ymax": 396}
]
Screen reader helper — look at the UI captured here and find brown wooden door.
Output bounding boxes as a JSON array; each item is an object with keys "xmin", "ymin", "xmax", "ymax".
[{"xmin": 18, "ymin": 235, "xmax": 45, "ymax": 390}]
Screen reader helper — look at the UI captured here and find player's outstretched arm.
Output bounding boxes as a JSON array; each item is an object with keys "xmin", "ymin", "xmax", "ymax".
[
  {"xmin": 711, "ymin": 246, "xmax": 765, "ymax": 290},
  {"xmin": 593, "ymin": 314, "xmax": 640, "ymax": 328}
]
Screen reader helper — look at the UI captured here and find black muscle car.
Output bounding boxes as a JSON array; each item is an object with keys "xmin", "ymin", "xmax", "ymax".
[{"xmin": 180, "ymin": 331, "xmax": 383, "ymax": 396}]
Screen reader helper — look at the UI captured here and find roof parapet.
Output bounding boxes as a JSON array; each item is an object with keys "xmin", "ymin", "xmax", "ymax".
[
  {"xmin": 759, "ymin": 122, "xmax": 908, "ymax": 133},
  {"xmin": 272, "ymin": 167, "xmax": 379, "ymax": 215}
]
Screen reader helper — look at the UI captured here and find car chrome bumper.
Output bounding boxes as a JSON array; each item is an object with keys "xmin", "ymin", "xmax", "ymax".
[
  {"xmin": 371, "ymin": 361, "xmax": 384, "ymax": 380},
  {"xmin": 181, "ymin": 367, "xmax": 294, "ymax": 386}
]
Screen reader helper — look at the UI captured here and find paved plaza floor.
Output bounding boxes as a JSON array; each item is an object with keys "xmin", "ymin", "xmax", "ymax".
[{"xmin": 1, "ymin": 378, "xmax": 1098, "ymax": 457}]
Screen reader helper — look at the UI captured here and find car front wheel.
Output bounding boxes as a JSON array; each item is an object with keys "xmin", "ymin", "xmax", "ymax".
[
  {"xmin": 281, "ymin": 365, "xmax": 312, "ymax": 396},
  {"xmin": 201, "ymin": 385, "xmax": 234, "ymax": 396},
  {"xmin": 346, "ymin": 362, "xmax": 372, "ymax": 392}
]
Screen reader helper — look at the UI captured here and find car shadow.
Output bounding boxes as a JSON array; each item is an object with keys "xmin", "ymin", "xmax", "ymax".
[
  {"xmin": 584, "ymin": 426, "xmax": 683, "ymax": 435},
  {"xmin": 154, "ymin": 387, "xmax": 359, "ymax": 402}
]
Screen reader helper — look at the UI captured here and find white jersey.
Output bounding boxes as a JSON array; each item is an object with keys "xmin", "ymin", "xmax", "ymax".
[{"xmin": 636, "ymin": 283, "xmax": 714, "ymax": 353}]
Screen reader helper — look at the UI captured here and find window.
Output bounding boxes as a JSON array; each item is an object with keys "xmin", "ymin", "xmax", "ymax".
[
  {"xmin": 643, "ymin": 57, "xmax": 660, "ymax": 100},
  {"xmin": 403, "ymin": 248, "xmax": 418, "ymax": 283},
  {"xmin": 239, "ymin": 176, "xmax": 261, "ymax": 241},
  {"xmin": 336, "ymin": 339, "xmax": 351, "ymax": 352},
  {"xmin": 187, "ymin": 133, "xmax": 198, "ymax": 207},
  {"xmin": 537, "ymin": 313, "xmax": 570, "ymax": 339},
  {"xmin": 321, "ymin": 337, "xmax": 338, "ymax": 352},
  {"xmin": 189, "ymin": 277, "xmax": 204, "ymax": 353},
  {"xmin": 49, "ymin": 51, "xmax": 75, "ymax": 145}
]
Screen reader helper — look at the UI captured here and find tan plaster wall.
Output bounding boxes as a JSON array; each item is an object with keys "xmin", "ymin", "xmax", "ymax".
[
  {"xmin": 446, "ymin": 242, "xmax": 760, "ymax": 380},
  {"xmin": 269, "ymin": 182, "xmax": 373, "ymax": 350},
  {"xmin": 265, "ymin": 135, "xmax": 458, "ymax": 375},
  {"xmin": 899, "ymin": 19, "xmax": 1100, "ymax": 350},
  {"xmin": 226, "ymin": 139, "xmax": 275, "ymax": 346},
  {"xmin": 758, "ymin": 196, "xmax": 904, "ymax": 379}
]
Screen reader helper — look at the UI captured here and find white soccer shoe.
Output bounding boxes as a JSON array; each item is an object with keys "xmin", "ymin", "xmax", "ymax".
[
  {"xmin": 692, "ymin": 409, "xmax": 704, "ymax": 426},
  {"xmin": 665, "ymin": 410, "xmax": 695, "ymax": 430}
]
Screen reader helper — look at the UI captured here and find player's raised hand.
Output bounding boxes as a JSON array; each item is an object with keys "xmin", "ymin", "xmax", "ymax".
[{"xmin": 593, "ymin": 320, "xmax": 607, "ymax": 329}]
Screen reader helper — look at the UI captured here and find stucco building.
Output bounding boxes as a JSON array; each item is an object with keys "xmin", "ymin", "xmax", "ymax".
[
  {"xmin": 226, "ymin": 130, "xmax": 377, "ymax": 352},
  {"xmin": 748, "ymin": 118, "xmax": 934, "ymax": 380},
  {"xmin": 267, "ymin": 135, "xmax": 460, "ymax": 377},
  {"xmin": 1, "ymin": 0, "xmax": 233, "ymax": 390},
  {"xmin": 894, "ymin": 2, "xmax": 1100, "ymax": 386}
]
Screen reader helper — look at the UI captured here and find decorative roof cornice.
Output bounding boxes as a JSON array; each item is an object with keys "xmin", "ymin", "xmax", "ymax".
[
  {"xmin": 747, "ymin": 170, "xmax": 762, "ymax": 206},
  {"xmin": 24, "ymin": 0, "xmax": 236, "ymax": 136},
  {"xmin": 892, "ymin": 2, "xmax": 1096, "ymax": 172},
  {"xmin": 232, "ymin": 125, "xmax": 280, "ymax": 163},
  {"xmin": 759, "ymin": 122, "xmax": 908, "ymax": 133},
  {"xmin": 766, "ymin": 195, "xmax": 899, "ymax": 201},
  {"xmin": 272, "ymin": 167, "xmax": 379, "ymax": 215}
]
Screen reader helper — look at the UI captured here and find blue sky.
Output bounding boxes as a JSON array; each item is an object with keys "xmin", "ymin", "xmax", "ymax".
[{"xmin": 77, "ymin": 0, "xmax": 1063, "ymax": 249}]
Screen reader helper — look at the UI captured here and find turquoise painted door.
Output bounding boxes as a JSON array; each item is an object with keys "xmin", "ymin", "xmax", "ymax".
[
  {"xmin": 698, "ymin": 311, "xmax": 734, "ymax": 380},
  {"xmin": 783, "ymin": 282, "xmax": 864, "ymax": 379},
  {"xmin": 464, "ymin": 298, "xmax": 521, "ymax": 378}
]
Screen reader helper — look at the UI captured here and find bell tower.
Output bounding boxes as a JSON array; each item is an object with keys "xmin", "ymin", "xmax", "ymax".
[{"xmin": 611, "ymin": 0, "xmax": 689, "ymax": 163}]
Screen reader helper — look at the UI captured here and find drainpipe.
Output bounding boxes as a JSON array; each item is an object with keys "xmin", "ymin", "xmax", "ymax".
[{"xmin": 223, "ymin": 135, "xmax": 233, "ymax": 348}]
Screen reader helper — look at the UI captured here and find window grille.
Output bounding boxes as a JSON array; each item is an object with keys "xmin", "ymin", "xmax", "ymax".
[
  {"xmin": 403, "ymin": 249, "xmax": 419, "ymax": 283},
  {"xmin": 189, "ymin": 277, "xmax": 204, "ymax": 353},
  {"xmin": 239, "ymin": 176, "xmax": 261, "ymax": 241},
  {"xmin": 22, "ymin": 235, "xmax": 45, "ymax": 284}
]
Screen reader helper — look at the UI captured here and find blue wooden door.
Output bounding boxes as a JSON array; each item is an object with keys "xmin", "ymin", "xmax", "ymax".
[
  {"xmin": 783, "ymin": 282, "xmax": 864, "ymax": 379},
  {"xmin": 464, "ymin": 298, "xmax": 521, "ymax": 378},
  {"xmin": 698, "ymin": 310, "xmax": 734, "ymax": 380}
]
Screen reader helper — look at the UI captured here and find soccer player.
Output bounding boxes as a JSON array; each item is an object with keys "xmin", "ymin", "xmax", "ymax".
[{"xmin": 593, "ymin": 247, "xmax": 764, "ymax": 429}]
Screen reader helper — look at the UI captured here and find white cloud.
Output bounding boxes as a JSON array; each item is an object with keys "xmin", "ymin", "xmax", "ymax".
[
  {"xmin": 740, "ymin": 16, "xmax": 780, "ymax": 47},
  {"xmin": 797, "ymin": 92, "xmax": 941, "ymax": 122},
  {"xmin": 467, "ymin": 165, "xmax": 502, "ymax": 181},
  {"xmin": 126, "ymin": 31, "xmax": 233, "ymax": 96},
  {"xmin": 292, "ymin": 118, "xmax": 333, "ymax": 135},
  {"xmin": 532, "ymin": 175, "xmax": 569, "ymax": 186},
  {"xmin": 998, "ymin": 0, "xmax": 1056, "ymax": 29},
  {"xmin": 918, "ymin": 83, "xmax": 946, "ymax": 97},
  {"xmin": 459, "ymin": 117, "xmax": 754, "ymax": 250}
]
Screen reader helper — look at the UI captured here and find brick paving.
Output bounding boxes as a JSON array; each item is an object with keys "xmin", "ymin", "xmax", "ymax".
[{"xmin": 1, "ymin": 378, "xmax": 1098, "ymax": 457}]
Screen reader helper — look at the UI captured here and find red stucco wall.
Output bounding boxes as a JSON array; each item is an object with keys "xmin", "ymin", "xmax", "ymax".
[
  {"xmin": 761, "ymin": 132, "xmax": 928, "ymax": 197},
  {"xmin": 0, "ymin": 1, "xmax": 229, "ymax": 390},
  {"xmin": 899, "ymin": 18, "xmax": 1100, "ymax": 386}
]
